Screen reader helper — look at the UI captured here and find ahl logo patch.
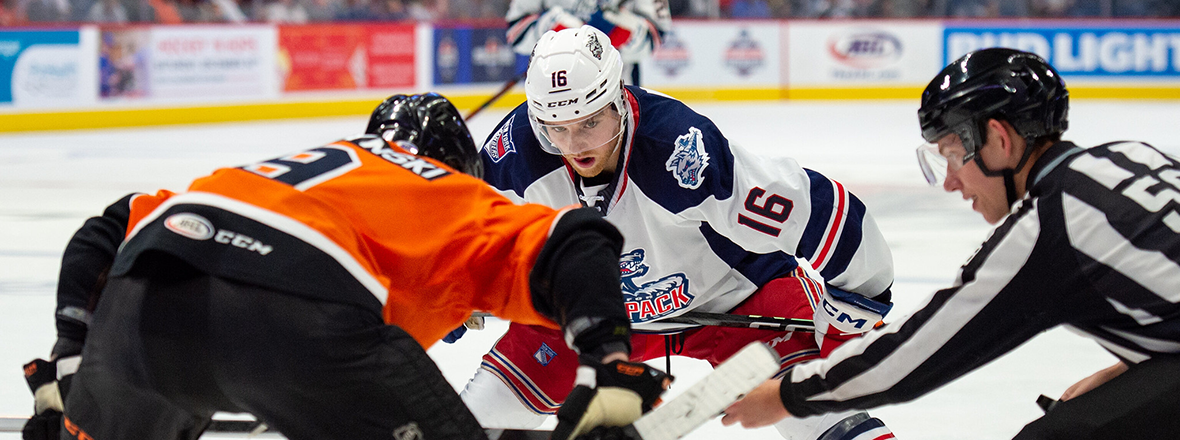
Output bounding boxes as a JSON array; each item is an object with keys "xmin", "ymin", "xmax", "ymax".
[
  {"xmin": 164, "ymin": 213, "xmax": 215, "ymax": 240},
  {"xmin": 665, "ymin": 127, "xmax": 710, "ymax": 189},
  {"xmin": 484, "ymin": 115, "xmax": 516, "ymax": 163}
]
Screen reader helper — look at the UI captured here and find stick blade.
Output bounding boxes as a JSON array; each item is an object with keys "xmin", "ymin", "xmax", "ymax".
[{"xmin": 631, "ymin": 342, "xmax": 781, "ymax": 440}]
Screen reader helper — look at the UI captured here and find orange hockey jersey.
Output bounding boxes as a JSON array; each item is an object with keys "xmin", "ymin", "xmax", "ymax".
[{"xmin": 113, "ymin": 135, "xmax": 565, "ymax": 347}]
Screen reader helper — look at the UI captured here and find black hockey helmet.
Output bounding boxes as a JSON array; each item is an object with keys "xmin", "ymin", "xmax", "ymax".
[
  {"xmin": 366, "ymin": 93, "xmax": 483, "ymax": 178},
  {"xmin": 918, "ymin": 48, "xmax": 1069, "ymax": 158}
]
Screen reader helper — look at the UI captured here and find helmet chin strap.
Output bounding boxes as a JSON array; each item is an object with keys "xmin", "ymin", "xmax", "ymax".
[
  {"xmin": 1002, "ymin": 169, "xmax": 1019, "ymax": 207},
  {"xmin": 976, "ymin": 135, "xmax": 1037, "ymax": 208}
]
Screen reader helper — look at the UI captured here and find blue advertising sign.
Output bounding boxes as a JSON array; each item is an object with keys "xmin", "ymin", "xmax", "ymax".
[
  {"xmin": 433, "ymin": 26, "xmax": 526, "ymax": 85},
  {"xmin": 0, "ymin": 30, "xmax": 80, "ymax": 104},
  {"xmin": 470, "ymin": 28, "xmax": 524, "ymax": 83},
  {"xmin": 945, "ymin": 25, "xmax": 1180, "ymax": 77},
  {"xmin": 434, "ymin": 27, "xmax": 471, "ymax": 85}
]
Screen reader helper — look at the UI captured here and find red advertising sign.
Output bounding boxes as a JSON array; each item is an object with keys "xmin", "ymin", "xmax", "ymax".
[
  {"xmin": 279, "ymin": 24, "xmax": 363, "ymax": 91},
  {"xmin": 278, "ymin": 23, "xmax": 415, "ymax": 91},
  {"xmin": 365, "ymin": 24, "xmax": 415, "ymax": 89}
]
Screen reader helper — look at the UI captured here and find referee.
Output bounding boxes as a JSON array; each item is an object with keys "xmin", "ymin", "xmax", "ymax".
[{"xmin": 721, "ymin": 47, "xmax": 1180, "ymax": 440}]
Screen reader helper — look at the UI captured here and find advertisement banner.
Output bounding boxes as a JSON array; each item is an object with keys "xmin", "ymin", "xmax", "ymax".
[
  {"xmin": 786, "ymin": 21, "xmax": 943, "ymax": 87},
  {"xmin": 2, "ymin": 29, "xmax": 98, "ymax": 108},
  {"xmin": 641, "ymin": 22, "xmax": 780, "ymax": 87},
  {"xmin": 142, "ymin": 25, "xmax": 278, "ymax": 101},
  {"xmin": 277, "ymin": 23, "xmax": 413, "ymax": 91},
  {"xmin": 278, "ymin": 24, "xmax": 365, "ymax": 91},
  {"xmin": 365, "ymin": 24, "xmax": 415, "ymax": 89},
  {"xmin": 101, "ymin": 28, "xmax": 150, "ymax": 99},
  {"xmin": 944, "ymin": 24, "xmax": 1180, "ymax": 79},
  {"xmin": 433, "ymin": 25, "xmax": 525, "ymax": 85}
]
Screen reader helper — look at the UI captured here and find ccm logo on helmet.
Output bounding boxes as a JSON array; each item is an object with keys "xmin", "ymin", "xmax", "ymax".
[{"xmin": 547, "ymin": 98, "xmax": 579, "ymax": 108}]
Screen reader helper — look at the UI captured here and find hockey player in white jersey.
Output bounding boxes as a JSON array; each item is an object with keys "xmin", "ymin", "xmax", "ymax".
[
  {"xmin": 505, "ymin": 0, "xmax": 669, "ymax": 84},
  {"xmin": 462, "ymin": 26, "xmax": 898, "ymax": 440}
]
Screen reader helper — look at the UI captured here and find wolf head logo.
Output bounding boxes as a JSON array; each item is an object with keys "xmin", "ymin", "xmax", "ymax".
[{"xmin": 665, "ymin": 127, "xmax": 710, "ymax": 190}]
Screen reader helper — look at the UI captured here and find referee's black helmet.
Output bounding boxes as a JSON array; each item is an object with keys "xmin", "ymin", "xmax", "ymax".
[{"xmin": 918, "ymin": 47, "xmax": 1070, "ymax": 156}]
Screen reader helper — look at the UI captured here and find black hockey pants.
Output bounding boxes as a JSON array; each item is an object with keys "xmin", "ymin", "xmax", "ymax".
[
  {"xmin": 62, "ymin": 255, "xmax": 487, "ymax": 440},
  {"xmin": 1012, "ymin": 354, "xmax": 1180, "ymax": 440}
]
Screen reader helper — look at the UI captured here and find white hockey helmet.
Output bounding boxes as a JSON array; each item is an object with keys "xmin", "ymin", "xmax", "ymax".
[{"xmin": 525, "ymin": 25, "xmax": 628, "ymax": 156}]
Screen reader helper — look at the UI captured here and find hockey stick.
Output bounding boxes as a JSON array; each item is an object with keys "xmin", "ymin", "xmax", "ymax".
[
  {"xmin": 472, "ymin": 311, "xmax": 815, "ymax": 333},
  {"xmin": 497, "ymin": 341, "xmax": 781, "ymax": 440},
  {"xmin": 2, "ymin": 342, "xmax": 780, "ymax": 439},
  {"xmin": 465, "ymin": 72, "xmax": 527, "ymax": 121},
  {"xmin": 0, "ymin": 416, "xmax": 272, "ymax": 435}
]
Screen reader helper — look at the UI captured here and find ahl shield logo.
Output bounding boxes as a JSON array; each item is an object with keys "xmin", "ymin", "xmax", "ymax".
[
  {"xmin": 665, "ymin": 127, "xmax": 710, "ymax": 190},
  {"xmin": 619, "ymin": 249, "xmax": 694, "ymax": 323},
  {"xmin": 164, "ymin": 213, "xmax": 215, "ymax": 240},
  {"xmin": 724, "ymin": 29, "xmax": 764, "ymax": 77},
  {"xmin": 484, "ymin": 115, "xmax": 517, "ymax": 163},
  {"xmin": 653, "ymin": 31, "xmax": 690, "ymax": 77}
]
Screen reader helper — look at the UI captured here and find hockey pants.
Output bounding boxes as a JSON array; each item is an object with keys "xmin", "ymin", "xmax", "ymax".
[{"xmin": 62, "ymin": 256, "xmax": 486, "ymax": 440}]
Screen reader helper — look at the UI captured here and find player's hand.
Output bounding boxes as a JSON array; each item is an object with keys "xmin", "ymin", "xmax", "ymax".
[
  {"xmin": 551, "ymin": 359, "xmax": 672, "ymax": 440},
  {"xmin": 1061, "ymin": 361, "xmax": 1128, "ymax": 401},
  {"xmin": 721, "ymin": 378, "xmax": 791, "ymax": 428},
  {"xmin": 815, "ymin": 286, "xmax": 891, "ymax": 357},
  {"xmin": 22, "ymin": 357, "xmax": 73, "ymax": 440}
]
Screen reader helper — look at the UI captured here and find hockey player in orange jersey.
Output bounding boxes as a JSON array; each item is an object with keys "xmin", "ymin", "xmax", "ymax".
[{"xmin": 21, "ymin": 94, "xmax": 669, "ymax": 440}]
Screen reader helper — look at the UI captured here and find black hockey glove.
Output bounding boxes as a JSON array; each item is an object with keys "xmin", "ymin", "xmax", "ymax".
[
  {"xmin": 551, "ymin": 360, "xmax": 672, "ymax": 440},
  {"xmin": 21, "ymin": 358, "xmax": 71, "ymax": 440}
]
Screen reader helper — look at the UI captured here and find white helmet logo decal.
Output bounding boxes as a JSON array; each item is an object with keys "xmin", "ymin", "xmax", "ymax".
[{"xmin": 587, "ymin": 33, "xmax": 603, "ymax": 60}]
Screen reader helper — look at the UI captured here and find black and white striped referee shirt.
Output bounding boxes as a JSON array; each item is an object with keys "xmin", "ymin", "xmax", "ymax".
[{"xmin": 780, "ymin": 140, "xmax": 1180, "ymax": 416}]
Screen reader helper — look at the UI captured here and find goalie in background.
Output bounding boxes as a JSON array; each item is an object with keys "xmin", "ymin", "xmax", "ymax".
[
  {"xmin": 26, "ymin": 93, "xmax": 669, "ymax": 440},
  {"xmin": 723, "ymin": 48, "xmax": 1180, "ymax": 440},
  {"xmin": 505, "ymin": 0, "xmax": 670, "ymax": 85}
]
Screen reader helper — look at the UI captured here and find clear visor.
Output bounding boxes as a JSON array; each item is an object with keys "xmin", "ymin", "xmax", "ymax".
[
  {"xmin": 916, "ymin": 133, "xmax": 973, "ymax": 186},
  {"xmin": 916, "ymin": 143, "xmax": 947, "ymax": 186},
  {"xmin": 529, "ymin": 104, "xmax": 625, "ymax": 156}
]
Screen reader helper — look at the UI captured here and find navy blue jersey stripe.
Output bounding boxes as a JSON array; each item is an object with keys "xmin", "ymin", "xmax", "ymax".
[
  {"xmin": 698, "ymin": 222, "xmax": 797, "ymax": 287},
  {"xmin": 797, "ymin": 169, "xmax": 834, "ymax": 262},
  {"xmin": 817, "ymin": 195, "xmax": 867, "ymax": 282}
]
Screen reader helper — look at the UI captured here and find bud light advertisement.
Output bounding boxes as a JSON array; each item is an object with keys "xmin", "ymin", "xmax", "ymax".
[{"xmin": 945, "ymin": 24, "xmax": 1180, "ymax": 77}]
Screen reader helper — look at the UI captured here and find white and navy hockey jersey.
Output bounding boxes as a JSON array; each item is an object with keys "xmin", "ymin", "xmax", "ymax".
[
  {"xmin": 480, "ymin": 86, "xmax": 894, "ymax": 331},
  {"xmin": 780, "ymin": 141, "xmax": 1180, "ymax": 416},
  {"xmin": 505, "ymin": 0, "xmax": 670, "ymax": 64}
]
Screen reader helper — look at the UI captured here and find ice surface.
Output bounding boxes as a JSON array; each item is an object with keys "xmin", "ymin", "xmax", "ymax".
[{"xmin": 3, "ymin": 99, "xmax": 1178, "ymax": 439}]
